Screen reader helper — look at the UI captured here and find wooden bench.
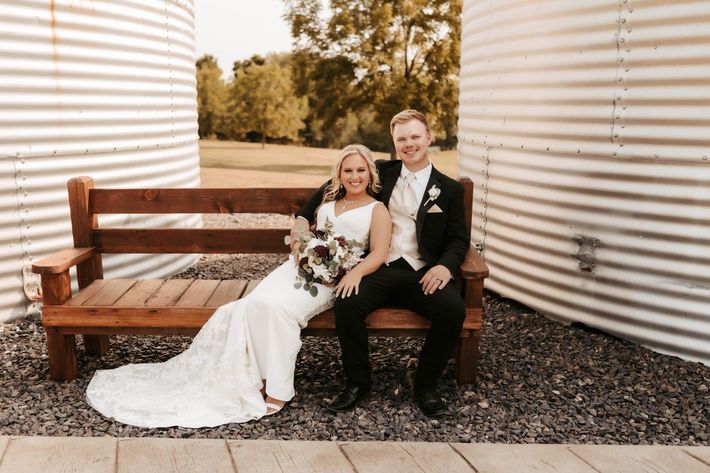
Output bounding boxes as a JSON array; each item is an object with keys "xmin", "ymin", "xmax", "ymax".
[{"xmin": 32, "ymin": 176, "xmax": 489, "ymax": 384}]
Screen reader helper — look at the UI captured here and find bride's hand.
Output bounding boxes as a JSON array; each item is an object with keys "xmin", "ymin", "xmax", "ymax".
[{"xmin": 335, "ymin": 272, "xmax": 362, "ymax": 298}]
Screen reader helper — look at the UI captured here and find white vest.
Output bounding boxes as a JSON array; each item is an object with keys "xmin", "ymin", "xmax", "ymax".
[{"xmin": 386, "ymin": 177, "xmax": 426, "ymax": 270}]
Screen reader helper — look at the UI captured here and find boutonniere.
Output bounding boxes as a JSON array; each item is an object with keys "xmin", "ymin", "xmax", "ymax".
[{"xmin": 423, "ymin": 185, "xmax": 441, "ymax": 206}]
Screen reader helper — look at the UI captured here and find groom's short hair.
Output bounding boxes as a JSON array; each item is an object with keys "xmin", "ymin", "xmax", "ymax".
[{"xmin": 390, "ymin": 109, "xmax": 430, "ymax": 135}]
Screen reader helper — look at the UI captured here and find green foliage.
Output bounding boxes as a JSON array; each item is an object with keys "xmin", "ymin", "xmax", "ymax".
[
  {"xmin": 224, "ymin": 58, "xmax": 308, "ymax": 148},
  {"xmin": 285, "ymin": 0, "xmax": 462, "ymax": 150},
  {"xmin": 196, "ymin": 55, "xmax": 227, "ymax": 138}
]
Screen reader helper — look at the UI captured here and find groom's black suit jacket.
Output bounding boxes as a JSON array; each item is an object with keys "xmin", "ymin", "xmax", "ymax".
[{"xmin": 296, "ymin": 159, "xmax": 469, "ymax": 278}]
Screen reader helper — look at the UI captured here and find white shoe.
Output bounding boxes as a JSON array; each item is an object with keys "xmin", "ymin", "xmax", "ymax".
[{"xmin": 264, "ymin": 402, "xmax": 285, "ymax": 416}]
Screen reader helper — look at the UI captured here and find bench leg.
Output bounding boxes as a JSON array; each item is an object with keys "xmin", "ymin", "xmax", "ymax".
[
  {"xmin": 84, "ymin": 335, "xmax": 110, "ymax": 356},
  {"xmin": 455, "ymin": 330, "xmax": 480, "ymax": 385},
  {"xmin": 46, "ymin": 334, "xmax": 78, "ymax": 381}
]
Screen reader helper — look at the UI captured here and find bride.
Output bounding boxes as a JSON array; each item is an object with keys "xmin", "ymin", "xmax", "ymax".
[{"xmin": 86, "ymin": 144, "xmax": 392, "ymax": 428}]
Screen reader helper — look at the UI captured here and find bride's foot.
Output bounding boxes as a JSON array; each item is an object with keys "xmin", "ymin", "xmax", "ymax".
[{"xmin": 264, "ymin": 396, "xmax": 287, "ymax": 416}]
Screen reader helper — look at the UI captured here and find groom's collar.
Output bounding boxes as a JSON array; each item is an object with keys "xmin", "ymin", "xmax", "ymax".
[{"xmin": 399, "ymin": 162, "xmax": 432, "ymax": 184}]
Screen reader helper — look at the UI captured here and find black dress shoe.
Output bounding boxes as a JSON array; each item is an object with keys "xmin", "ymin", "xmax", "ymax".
[
  {"xmin": 326, "ymin": 384, "xmax": 371, "ymax": 412},
  {"xmin": 413, "ymin": 386, "xmax": 447, "ymax": 417}
]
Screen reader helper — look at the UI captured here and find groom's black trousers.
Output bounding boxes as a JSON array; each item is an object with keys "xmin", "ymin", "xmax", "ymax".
[{"xmin": 333, "ymin": 258, "xmax": 465, "ymax": 388}]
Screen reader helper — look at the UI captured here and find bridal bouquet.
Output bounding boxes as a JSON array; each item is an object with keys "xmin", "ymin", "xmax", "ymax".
[{"xmin": 292, "ymin": 218, "xmax": 365, "ymax": 297}]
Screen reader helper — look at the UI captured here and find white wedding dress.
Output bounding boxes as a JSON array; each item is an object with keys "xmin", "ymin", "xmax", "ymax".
[{"xmin": 86, "ymin": 200, "xmax": 379, "ymax": 428}]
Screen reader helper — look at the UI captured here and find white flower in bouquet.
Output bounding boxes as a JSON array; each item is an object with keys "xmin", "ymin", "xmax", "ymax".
[{"xmin": 293, "ymin": 217, "xmax": 365, "ymax": 297}]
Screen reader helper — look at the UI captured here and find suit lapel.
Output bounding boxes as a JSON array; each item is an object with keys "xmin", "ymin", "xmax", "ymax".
[
  {"xmin": 380, "ymin": 161, "xmax": 402, "ymax": 206},
  {"xmin": 416, "ymin": 167, "xmax": 443, "ymax": 243}
]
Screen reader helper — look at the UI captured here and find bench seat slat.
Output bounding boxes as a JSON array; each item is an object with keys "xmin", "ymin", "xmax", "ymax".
[
  {"xmin": 205, "ymin": 280, "xmax": 248, "ymax": 307},
  {"xmin": 65, "ymin": 280, "xmax": 109, "ymax": 306},
  {"xmin": 175, "ymin": 280, "xmax": 221, "ymax": 307},
  {"xmin": 145, "ymin": 279, "xmax": 193, "ymax": 307},
  {"xmin": 94, "ymin": 228, "xmax": 291, "ymax": 254},
  {"xmin": 242, "ymin": 279, "xmax": 261, "ymax": 298},
  {"xmin": 114, "ymin": 280, "xmax": 164, "ymax": 306},
  {"xmin": 83, "ymin": 279, "xmax": 136, "ymax": 306}
]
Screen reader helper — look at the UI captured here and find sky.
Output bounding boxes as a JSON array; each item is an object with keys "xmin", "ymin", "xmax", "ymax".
[{"xmin": 195, "ymin": 0, "xmax": 293, "ymax": 77}]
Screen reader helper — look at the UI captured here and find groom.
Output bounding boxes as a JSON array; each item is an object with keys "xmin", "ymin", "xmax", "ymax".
[{"xmin": 294, "ymin": 110, "xmax": 469, "ymax": 417}]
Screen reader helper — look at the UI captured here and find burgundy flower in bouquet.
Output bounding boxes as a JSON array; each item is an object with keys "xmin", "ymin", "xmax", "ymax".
[{"xmin": 292, "ymin": 218, "xmax": 365, "ymax": 297}]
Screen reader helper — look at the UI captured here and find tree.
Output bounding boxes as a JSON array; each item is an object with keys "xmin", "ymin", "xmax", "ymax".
[
  {"xmin": 196, "ymin": 55, "xmax": 227, "ymax": 138},
  {"xmin": 226, "ymin": 59, "xmax": 307, "ymax": 148},
  {"xmin": 285, "ymin": 0, "xmax": 461, "ymax": 150}
]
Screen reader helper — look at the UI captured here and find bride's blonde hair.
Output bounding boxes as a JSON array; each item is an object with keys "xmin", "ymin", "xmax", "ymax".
[{"xmin": 322, "ymin": 144, "xmax": 381, "ymax": 204}]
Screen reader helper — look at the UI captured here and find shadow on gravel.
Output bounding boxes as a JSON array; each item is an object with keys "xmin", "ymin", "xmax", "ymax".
[{"xmin": 1, "ymin": 256, "xmax": 709, "ymax": 444}]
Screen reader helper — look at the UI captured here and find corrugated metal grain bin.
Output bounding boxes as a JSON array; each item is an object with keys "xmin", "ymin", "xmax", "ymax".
[
  {"xmin": 1, "ymin": 0, "xmax": 200, "ymax": 322},
  {"xmin": 458, "ymin": 0, "xmax": 710, "ymax": 364}
]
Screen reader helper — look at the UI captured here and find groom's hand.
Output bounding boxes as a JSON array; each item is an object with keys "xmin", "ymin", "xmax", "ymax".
[{"xmin": 419, "ymin": 265, "xmax": 452, "ymax": 295}]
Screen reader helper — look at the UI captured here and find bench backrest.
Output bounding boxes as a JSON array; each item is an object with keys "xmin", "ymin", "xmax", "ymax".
[{"xmin": 68, "ymin": 176, "xmax": 473, "ymax": 255}]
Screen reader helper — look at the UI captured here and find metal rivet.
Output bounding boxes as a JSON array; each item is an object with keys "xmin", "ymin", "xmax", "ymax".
[{"xmin": 654, "ymin": 154, "xmax": 659, "ymax": 159}]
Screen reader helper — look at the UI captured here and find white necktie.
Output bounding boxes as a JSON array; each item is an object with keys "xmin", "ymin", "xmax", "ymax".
[{"xmin": 403, "ymin": 173, "xmax": 418, "ymax": 217}]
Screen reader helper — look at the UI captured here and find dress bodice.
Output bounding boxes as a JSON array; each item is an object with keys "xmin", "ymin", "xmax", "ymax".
[{"xmin": 316, "ymin": 200, "xmax": 379, "ymax": 247}]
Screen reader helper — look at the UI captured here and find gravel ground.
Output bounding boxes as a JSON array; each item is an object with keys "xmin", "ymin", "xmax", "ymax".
[{"xmin": 1, "ymin": 214, "xmax": 708, "ymax": 443}]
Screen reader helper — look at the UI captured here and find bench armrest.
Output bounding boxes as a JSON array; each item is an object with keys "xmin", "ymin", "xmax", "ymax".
[
  {"xmin": 460, "ymin": 245, "xmax": 489, "ymax": 279},
  {"xmin": 32, "ymin": 247, "xmax": 97, "ymax": 275}
]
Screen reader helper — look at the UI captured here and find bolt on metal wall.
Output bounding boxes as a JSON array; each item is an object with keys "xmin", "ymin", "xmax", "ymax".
[
  {"xmin": 0, "ymin": 0, "xmax": 200, "ymax": 322},
  {"xmin": 459, "ymin": 0, "xmax": 710, "ymax": 364}
]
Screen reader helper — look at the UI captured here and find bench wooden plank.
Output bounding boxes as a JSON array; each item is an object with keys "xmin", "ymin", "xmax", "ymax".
[
  {"xmin": 83, "ymin": 279, "xmax": 136, "ymax": 306},
  {"xmin": 117, "ymin": 438, "xmax": 234, "ymax": 473},
  {"xmin": 90, "ymin": 187, "xmax": 314, "ymax": 214},
  {"xmin": 114, "ymin": 279, "xmax": 164, "ymax": 306},
  {"xmin": 306, "ymin": 308, "xmax": 482, "ymax": 331},
  {"xmin": 175, "ymin": 280, "xmax": 221, "ymax": 307},
  {"xmin": 94, "ymin": 228, "xmax": 290, "ymax": 254},
  {"xmin": 205, "ymin": 280, "xmax": 248, "ymax": 307},
  {"xmin": 31, "ymin": 247, "xmax": 97, "ymax": 275},
  {"xmin": 43, "ymin": 307, "xmax": 215, "ymax": 330},
  {"xmin": 65, "ymin": 279, "xmax": 109, "ymax": 306},
  {"xmin": 242, "ymin": 279, "xmax": 262, "ymax": 297},
  {"xmin": 145, "ymin": 279, "xmax": 193, "ymax": 307},
  {"xmin": 41, "ymin": 305, "xmax": 480, "ymax": 331}
]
